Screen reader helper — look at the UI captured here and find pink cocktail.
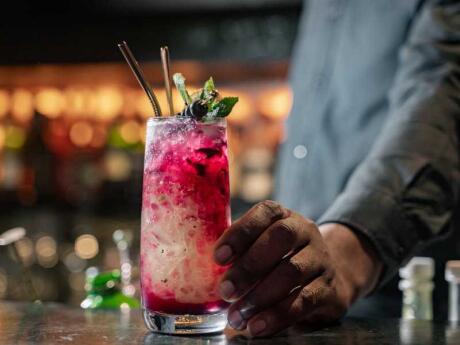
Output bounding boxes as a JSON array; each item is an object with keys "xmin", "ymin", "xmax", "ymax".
[{"xmin": 141, "ymin": 116, "xmax": 230, "ymax": 334}]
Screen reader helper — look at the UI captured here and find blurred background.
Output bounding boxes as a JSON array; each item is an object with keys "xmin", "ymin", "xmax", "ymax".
[{"xmin": 0, "ymin": 0, "xmax": 301, "ymax": 305}]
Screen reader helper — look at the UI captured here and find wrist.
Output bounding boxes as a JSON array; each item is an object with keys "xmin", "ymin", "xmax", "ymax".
[{"xmin": 319, "ymin": 223, "xmax": 382, "ymax": 306}]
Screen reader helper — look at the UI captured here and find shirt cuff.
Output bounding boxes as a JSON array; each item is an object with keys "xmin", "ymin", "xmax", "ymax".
[{"xmin": 317, "ymin": 188, "xmax": 421, "ymax": 287}]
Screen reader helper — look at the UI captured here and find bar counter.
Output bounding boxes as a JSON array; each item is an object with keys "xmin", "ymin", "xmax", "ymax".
[{"xmin": 0, "ymin": 302, "xmax": 457, "ymax": 345}]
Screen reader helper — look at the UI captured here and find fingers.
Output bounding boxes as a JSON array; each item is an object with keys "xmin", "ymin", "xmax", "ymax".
[
  {"xmin": 226, "ymin": 242, "xmax": 328, "ymax": 329},
  {"xmin": 219, "ymin": 213, "xmax": 313, "ymax": 301},
  {"xmin": 247, "ymin": 277, "xmax": 336, "ymax": 337},
  {"xmin": 214, "ymin": 201, "xmax": 289, "ymax": 265}
]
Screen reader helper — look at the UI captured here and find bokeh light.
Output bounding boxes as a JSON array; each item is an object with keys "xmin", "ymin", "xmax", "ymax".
[
  {"xmin": 0, "ymin": 125, "xmax": 5, "ymax": 151},
  {"xmin": 65, "ymin": 87, "xmax": 96, "ymax": 119},
  {"xmin": 136, "ymin": 93, "xmax": 153, "ymax": 119},
  {"xmin": 103, "ymin": 150, "xmax": 131, "ymax": 181},
  {"xmin": 35, "ymin": 88, "xmax": 65, "ymax": 119},
  {"xmin": 240, "ymin": 171, "xmax": 273, "ymax": 202},
  {"xmin": 35, "ymin": 236, "xmax": 58, "ymax": 268},
  {"xmin": 119, "ymin": 120, "xmax": 140, "ymax": 144},
  {"xmin": 95, "ymin": 86, "xmax": 123, "ymax": 122},
  {"xmin": 5, "ymin": 125, "xmax": 26, "ymax": 150},
  {"xmin": 223, "ymin": 89, "xmax": 253, "ymax": 125},
  {"xmin": 11, "ymin": 89, "xmax": 34, "ymax": 124},
  {"xmin": 69, "ymin": 121, "xmax": 93, "ymax": 147},
  {"xmin": 75, "ymin": 234, "xmax": 99, "ymax": 260},
  {"xmin": 258, "ymin": 86, "xmax": 292, "ymax": 120},
  {"xmin": 14, "ymin": 237, "xmax": 35, "ymax": 266},
  {"xmin": 0, "ymin": 90, "xmax": 10, "ymax": 119}
]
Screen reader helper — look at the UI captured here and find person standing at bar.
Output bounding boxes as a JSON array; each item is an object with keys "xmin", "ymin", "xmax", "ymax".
[{"xmin": 213, "ymin": 0, "xmax": 460, "ymax": 337}]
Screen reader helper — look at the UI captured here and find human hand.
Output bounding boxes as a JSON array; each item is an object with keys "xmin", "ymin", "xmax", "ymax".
[{"xmin": 214, "ymin": 201, "xmax": 381, "ymax": 337}]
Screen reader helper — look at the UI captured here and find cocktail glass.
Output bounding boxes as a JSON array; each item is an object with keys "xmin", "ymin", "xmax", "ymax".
[{"xmin": 141, "ymin": 116, "xmax": 231, "ymax": 334}]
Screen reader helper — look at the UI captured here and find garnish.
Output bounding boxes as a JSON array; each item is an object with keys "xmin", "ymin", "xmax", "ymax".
[
  {"xmin": 173, "ymin": 73, "xmax": 192, "ymax": 105},
  {"xmin": 173, "ymin": 73, "xmax": 239, "ymax": 120}
]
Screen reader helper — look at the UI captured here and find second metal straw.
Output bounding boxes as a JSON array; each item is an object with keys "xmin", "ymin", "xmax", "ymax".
[
  {"xmin": 161, "ymin": 46, "xmax": 174, "ymax": 115},
  {"xmin": 118, "ymin": 41, "xmax": 162, "ymax": 117}
]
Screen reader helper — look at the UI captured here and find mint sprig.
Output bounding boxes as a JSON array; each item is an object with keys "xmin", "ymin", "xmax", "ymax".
[
  {"xmin": 173, "ymin": 74, "xmax": 239, "ymax": 119},
  {"xmin": 173, "ymin": 73, "xmax": 192, "ymax": 105},
  {"xmin": 210, "ymin": 97, "xmax": 239, "ymax": 117}
]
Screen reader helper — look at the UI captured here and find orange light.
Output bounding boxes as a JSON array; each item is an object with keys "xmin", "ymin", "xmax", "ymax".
[
  {"xmin": 65, "ymin": 87, "xmax": 96, "ymax": 119},
  {"xmin": 136, "ymin": 89, "xmax": 184, "ymax": 119},
  {"xmin": 121, "ymin": 89, "xmax": 139, "ymax": 118},
  {"xmin": 136, "ymin": 92, "xmax": 154, "ymax": 119},
  {"xmin": 70, "ymin": 121, "xmax": 93, "ymax": 147},
  {"xmin": 220, "ymin": 89, "xmax": 253, "ymax": 125},
  {"xmin": 95, "ymin": 86, "xmax": 123, "ymax": 122},
  {"xmin": 120, "ymin": 120, "xmax": 140, "ymax": 144},
  {"xmin": 258, "ymin": 86, "xmax": 293, "ymax": 120},
  {"xmin": 75, "ymin": 234, "xmax": 99, "ymax": 260},
  {"xmin": 139, "ymin": 122, "xmax": 146, "ymax": 144},
  {"xmin": 0, "ymin": 90, "xmax": 10, "ymax": 119},
  {"xmin": 172, "ymin": 89, "xmax": 185, "ymax": 114},
  {"xmin": 11, "ymin": 89, "xmax": 34, "ymax": 124},
  {"xmin": 35, "ymin": 88, "xmax": 65, "ymax": 119},
  {"xmin": 0, "ymin": 125, "xmax": 5, "ymax": 150}
]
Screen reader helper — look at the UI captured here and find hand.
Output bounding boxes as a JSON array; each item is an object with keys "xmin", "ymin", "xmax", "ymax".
[{"xmin": 213, "ymin": 201, "xmax": 381, "ymax": 337}]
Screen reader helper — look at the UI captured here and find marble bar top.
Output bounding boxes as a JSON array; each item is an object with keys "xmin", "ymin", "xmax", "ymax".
[{"xmin": 0, "ymin": 302, "xmax": 457, "ymax": 345}]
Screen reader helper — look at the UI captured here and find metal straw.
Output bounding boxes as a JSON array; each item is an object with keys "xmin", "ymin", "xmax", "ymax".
[
  {"xmin": 118, "ymin": 41, "xmax": 162, "ymax": 117},
  {"xmin": 160, "ymin": 46, "xmax": 175, "ymax": 115}
]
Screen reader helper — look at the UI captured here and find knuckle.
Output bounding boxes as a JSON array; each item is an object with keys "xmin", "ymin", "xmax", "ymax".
[
  {"xmin": 274, "ymin": 221, "xmax": 297, "ymax": 244},
  {"xmin": 283, "ymin": 258, "xmax": 305, "ymax": 282},
  {"xmin": 300, "ymin": 286, "xmax": 324, "ymax": 309},
  {"xmin": 256, "ymin": 200, "xmax": 285, "ymax": 220}
]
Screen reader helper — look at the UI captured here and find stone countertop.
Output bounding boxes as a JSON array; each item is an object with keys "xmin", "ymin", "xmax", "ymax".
[{"xmin": 0, "ymin": 302, "xmax": 457, "ymax": 345}]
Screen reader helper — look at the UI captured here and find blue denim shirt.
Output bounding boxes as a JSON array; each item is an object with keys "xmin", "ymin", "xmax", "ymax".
[{"xmin": 275, "ymin": 0, "xmax": 460, "ymax": 289}]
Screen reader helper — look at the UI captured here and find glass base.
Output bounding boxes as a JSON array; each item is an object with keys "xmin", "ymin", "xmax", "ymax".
[{"xmin": 143, "ymin": 309, "xmax": 227, "ymax": 335}]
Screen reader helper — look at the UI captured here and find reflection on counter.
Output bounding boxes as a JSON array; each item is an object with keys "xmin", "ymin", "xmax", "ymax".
[{"xmin": 399, "ymin": 320, "xmax": 433, "ymax": 345}]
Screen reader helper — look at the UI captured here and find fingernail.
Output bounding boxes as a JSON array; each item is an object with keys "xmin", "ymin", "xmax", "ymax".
[
  {"xmin": 228, "ymin": 311, "xmax": 244, "ymax": 330},
  {"xmin": 249, "ymin": 319, "xmax": 266, "ymax": 336},
  {"xmin": 219, "ymin": 280, "xmax": 236, "ymax": 300},
  {"xmin": 239, "ymin": 301, "xmax": 256, "ymax": 319},
  {"xmin": 215, "ymin": 245, "xmax": 232, "ymax": 263}
]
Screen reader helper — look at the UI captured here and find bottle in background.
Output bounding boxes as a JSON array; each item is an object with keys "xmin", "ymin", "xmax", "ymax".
[
  {"xmin": 399, "ymin": 257, "xmax": 434, "ymax": 320},
  {"xmin": 445, "ymin": 261, "xmax": 460, "ymax": 322}
]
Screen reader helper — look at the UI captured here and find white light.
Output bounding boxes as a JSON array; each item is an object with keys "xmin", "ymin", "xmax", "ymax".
[{"xmin": 293, "ymin": 145, "xmax": 308, "ymax": 159}]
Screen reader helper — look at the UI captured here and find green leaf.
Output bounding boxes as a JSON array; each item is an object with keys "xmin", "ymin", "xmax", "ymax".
[
  {"xmin": 211, "ymin": 97, "xmax": 239, "ymax": 117},
  {"xmin": 204, "ymin": 77, "xmax": 215, "ymax": 94},
  {"xmin": 173, "ymin": 73, "xmax": 192, "ymax": 105}
]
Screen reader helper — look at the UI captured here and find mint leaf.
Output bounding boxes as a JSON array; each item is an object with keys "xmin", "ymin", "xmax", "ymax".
[
  {"xmin": 204, "ymin": 77, "xmax": 215, "ymax": 94},
  {"xmin": 211, "ymin": 97, "xmax": 239, "ymax": 117},
  {"xmin": 173, "ymin": 73, "xmax": 192, "ymax": 105}
]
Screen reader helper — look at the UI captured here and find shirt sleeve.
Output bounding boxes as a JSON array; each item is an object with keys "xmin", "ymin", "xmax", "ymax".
[{"xmin": 318, "ymin": 0, "xmax": 460, "ymax": 286}]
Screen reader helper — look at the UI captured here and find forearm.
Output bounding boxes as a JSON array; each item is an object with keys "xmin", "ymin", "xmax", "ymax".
[
  {"xmin": 319, "ymin": 223, "xmax": 383, "ymax": 307},
  {"xmin": 319, "ymin": 1, "xmax": 459, "ymax": 286}
]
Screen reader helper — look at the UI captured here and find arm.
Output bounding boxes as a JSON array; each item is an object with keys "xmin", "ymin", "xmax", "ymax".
[
  {"xmin": 319, "ymin": 0, "xmax": 460, "ymax": 284},
  {"xmin": 216, "ymin": 0, "xmax": 460, "ymax": 338}
]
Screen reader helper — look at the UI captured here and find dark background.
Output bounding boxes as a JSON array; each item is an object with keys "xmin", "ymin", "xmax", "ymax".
[{"xmin": 0, "ymin": 0, "xmax": 302, "ymax": 305}]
